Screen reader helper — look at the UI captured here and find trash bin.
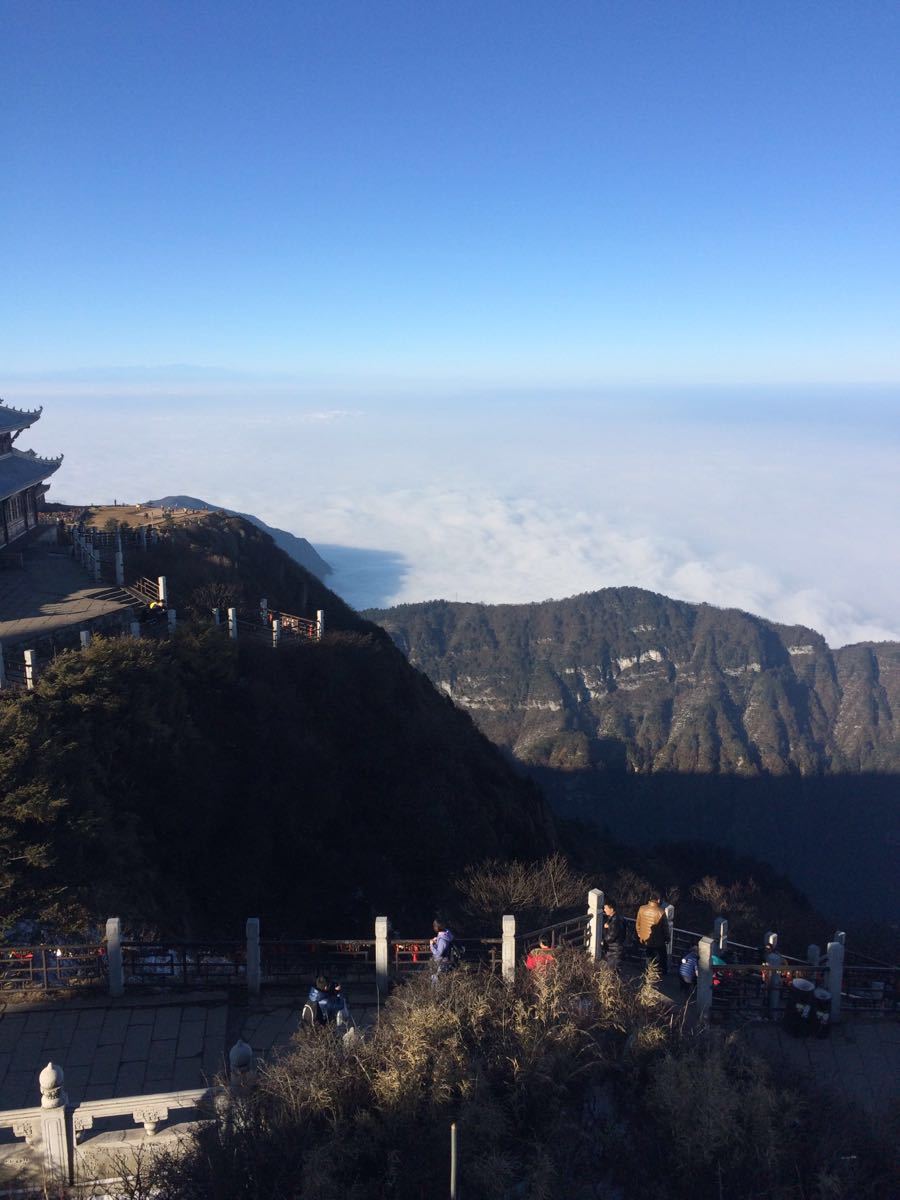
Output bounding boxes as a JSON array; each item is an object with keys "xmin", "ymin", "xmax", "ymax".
[
  {"xmin": 813, "ymin": 987, "xmax": 831, "ymax": 1038},
  {"xmin": 783, "ymin": 977, "xmax": 815, "ymax": 1037}
]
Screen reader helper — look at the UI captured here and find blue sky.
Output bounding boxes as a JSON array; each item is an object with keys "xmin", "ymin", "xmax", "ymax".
[
  {"xmin": 2, "ymin": 3, "xmax": 899, "ymax": 642},
  {"xmin": 3, "ymin": 1, "xmax": 899, "ymax": 382}
]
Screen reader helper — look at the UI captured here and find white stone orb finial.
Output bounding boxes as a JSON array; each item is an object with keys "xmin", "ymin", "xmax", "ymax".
[
  {"xmin": 39, "ymin": 1062, "xmax": 67, "ymax": 1108},
  {"xmin": 229, "ymin": 1039, "xmax": 253, "ymax": 1075}
]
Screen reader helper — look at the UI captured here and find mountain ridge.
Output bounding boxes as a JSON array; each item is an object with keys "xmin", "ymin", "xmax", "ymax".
[
  {"xmin": 146, "ymin": 494, "xmax": 333, "ymax": 581},
  {"xmin": 366, "ymin": 588, "xmax": 900, "ymax": 777},
  {"xmin": 365, "ymin": 589, "xmax": 900, "ymax": 920}
]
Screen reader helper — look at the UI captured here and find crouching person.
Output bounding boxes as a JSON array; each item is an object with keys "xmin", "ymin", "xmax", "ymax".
[{"xmin": 304, "ymin": 976, "xmax": 351, "ymax": 1028}]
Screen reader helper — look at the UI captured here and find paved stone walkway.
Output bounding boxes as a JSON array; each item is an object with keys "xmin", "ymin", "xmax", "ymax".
[
  {"xmin": 0, "ymin": 988, "xmax": 378, "ymax": 1112},
  {"xmin": 0, "ymin": 531, "xmax": 132, "ymax": 648},
  {"xmin": 2, "ymin": 977, "xmax": 893, "ymax": 1118},
  {"xmin": 741, "ymin": 1017, "xmax": 900, "ymax": 1114}
]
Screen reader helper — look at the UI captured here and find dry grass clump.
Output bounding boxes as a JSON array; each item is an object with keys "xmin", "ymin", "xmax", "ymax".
[{"xmin": 130, "ymin": 955, "xmax": 896, "ymax": 1199}]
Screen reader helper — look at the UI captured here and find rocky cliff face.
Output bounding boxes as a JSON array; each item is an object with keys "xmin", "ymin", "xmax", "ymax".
[
  {"xmin": 366, "ymin": 591, "xmax": 900, "ymax": 921},
  {"xmin": 367, "ymin": 589, "xmax": 900, "ymax": 777}
]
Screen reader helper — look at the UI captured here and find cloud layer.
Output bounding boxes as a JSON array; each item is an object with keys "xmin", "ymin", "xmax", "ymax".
[
  {"xmin": 12, "ymin": 382, "xmax": 899, "ymax": 648},
  {"xmin": 312, "ymin": 484, "xmax": 899, "ymax": 645}
]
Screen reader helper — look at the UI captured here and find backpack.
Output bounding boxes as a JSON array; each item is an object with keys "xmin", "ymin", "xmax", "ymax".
[{"xmin": 448, "ymin": 939, "xmax": 465, "ymax": 967}]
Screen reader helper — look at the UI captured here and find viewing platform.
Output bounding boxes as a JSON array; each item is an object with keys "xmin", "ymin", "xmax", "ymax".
[
  {"xmin": 0, "ymin": 530, "xmax": 134, "ymax": 649},
  {"xmin": 0, "ymin": 898, "xmax": 896, "ymax": 1189}
]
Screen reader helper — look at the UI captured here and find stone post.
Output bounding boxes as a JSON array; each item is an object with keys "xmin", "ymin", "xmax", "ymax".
[
  {"xmin": 93, "ymin": 546, "xmax": 102, "ymax": 582},
  {"xmin": 697, "ymin": 937, "xmax": 714, "ymax": 1021},
  {"xmin": 272, "ymin": 618, "xmax": 281, "ymax": 648},
  {"xmin": 130, "ymin": 621, "xmax": 141, "ymax": 638},
  {"xmin": 228, "ymin": 1039, "xmax": 255, "ymax": 1090},
  {"xmin": 665, "ymin": 903, "xmax": 675, "ymax": 963},
  {"xmin": 826, "ymin": 935, "xmax": 845, "ymax": 1023},
  {"xmin": 316, "ymin": 609, "xmax": 325, "ymax": 641},
  {"xmin": 587, "ymin": 888, "xmax": 604, "ymax": 963},
  {"xmin": 246, "ymin": 918, "xmax": 261, "ymax": 997},
  {"xmin": 714, "ymin": 916, "xmax": 729, "ymax": 956},
  {"xmin": 167, "ymin": 608, "xmax": 177, "ymax": 632},
  {"xmin": 80, "ymin": 630, "xmax": 91, "ymax": 649},
  {"xmin": 764, "ymin": 930, "xmax": 778, "ymax": 952},
  {"xmin": 375, "ymin": 916, "xmax": 389, "ymax": 995},
  {"xmin": 157, "ymin": 576, "xmax": 168, "ymax": 606},
  {"xmin": 115, "ymin": 548, "xmax": 125, "ymax": 586},
  {"xmin": 24, "ymin": 649, "xmax": 35, "ymax": 690},
  {"xmin": 0, "ymin": 642, "xmax": 6, "ymax": 689},
  {"xmin": 502, "ymin": 914, "xmax": 516, "ymax": 982},
  {"xmin": 38, "ymin": 1062, "xmax": 71, "ymax": 1184},
  {"xmin": 807, "ymin": 944, "xmax": 821, "ymax": 967},
  {"xmin": 106, "ymin": 917, "xmax": 124, "ymax": 997},
  {"xmin": 260, "ymin": 598, "xmax": 268, "ymax": 623},
  {"xmin": 228, "ymin": 607, "xmax": 238, "ymax": 640}
]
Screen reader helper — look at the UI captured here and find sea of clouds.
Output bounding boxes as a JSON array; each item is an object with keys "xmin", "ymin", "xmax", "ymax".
[{"xmin": 8, "ymin": 379, "xmax": 899, "ymax": 647}]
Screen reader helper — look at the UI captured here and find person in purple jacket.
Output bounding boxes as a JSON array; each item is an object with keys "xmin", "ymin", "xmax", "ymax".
[{"xmin": 430, "ymin": 919, "xmax": 455, "ymax": 980}]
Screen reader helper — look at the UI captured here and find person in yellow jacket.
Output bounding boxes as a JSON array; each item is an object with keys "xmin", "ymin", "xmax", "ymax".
[{"xmin": 635, "ymin": 892, "xmax": 670, "ymax": 975}]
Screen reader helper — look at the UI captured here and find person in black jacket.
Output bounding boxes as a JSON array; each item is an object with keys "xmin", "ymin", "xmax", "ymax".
[{"xmin": 602, "ymin": 899, "xmax": 626, "ymax": 969}]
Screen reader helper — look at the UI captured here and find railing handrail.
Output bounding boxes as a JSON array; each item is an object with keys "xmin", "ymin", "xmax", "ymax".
[
  {"xmin": 389, "ymin": 936, "xmax": 502, "ymax": 946},
  {"xmin": 518, "ymin": 914, "xmax": 589, "ymax": 942},
  {"xmin": 0, "ymin": 1104, "xmax": 42, "ymax": 1130},
  {"xmin": 844, "ymin": 948, "xmax": 899, "ymax": 969},
  {"xmin": 1, "ymin": 942, "xmax": 104, "ymax": 952},
  {"xmin": 121, "ymin": 939, "xmax": 244, "ymax": 949},
  {"xmin": 72, "ymin": 1085, "xmax": 211, "ymax": 1125},
  {"xmin": 262, "ymin": 938, "xmax": 377, "ymax": 947}
]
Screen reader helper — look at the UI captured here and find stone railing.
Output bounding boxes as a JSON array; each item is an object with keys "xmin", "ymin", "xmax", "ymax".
[
  {"xmin": 0, "ymin": 1043, "xmax": 255, "ymax": 1188},
  {"xmin": 2, "ymin": 899, "xmax": 892, "ymax": 1020},
  {"xmin": 0, "ymin": 573, "xmax": 326, "ymax": 691}
]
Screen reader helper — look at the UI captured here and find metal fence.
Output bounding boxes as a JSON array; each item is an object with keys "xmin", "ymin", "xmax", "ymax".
[
  {"xmin": 390, "ymin": 937, "xmax": 503, "ymax": 976},
  {"xmin": 518, "ymin": 913, "xmax": 591, "ymax": 956},
  {"xmin": 841, "ymin": 964, "xmax": 900, "ymax": 1016},
  {"xmin": 0, "ymin": 945, "xmax": 106, "ymax": 991},
  {"xmin": 120, "ymin": 941, "xmax": 246, "ymax": 988},
  {"xmin": 261, "ymin": 939, "xmax": 376, "ymax": 984}
]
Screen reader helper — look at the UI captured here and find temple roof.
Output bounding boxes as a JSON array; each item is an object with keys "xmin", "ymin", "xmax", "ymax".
[
  {"xmin": 0, "ymin": 448, "xmax": 63, "ymax": 502},
  {"xmin": 0, "ymin": 401, "xmax": 43, "ymax": 434}
]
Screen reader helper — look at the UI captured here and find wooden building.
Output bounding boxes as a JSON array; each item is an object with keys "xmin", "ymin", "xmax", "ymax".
[{"xmin": 0, "ymin": 401, "xmax": 63, "ymax": 551}]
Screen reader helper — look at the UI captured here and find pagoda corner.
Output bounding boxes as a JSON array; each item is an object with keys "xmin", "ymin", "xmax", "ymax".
[{"xmin": 0, "ymin": 400, "xmax": 63, "ymax": 551}]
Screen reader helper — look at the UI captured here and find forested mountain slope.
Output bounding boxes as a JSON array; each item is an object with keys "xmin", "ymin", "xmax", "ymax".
[
  {"xmin": 367, "ymin": 589, "xmax": 900, "ymax": 775},
  {"xmin": 366, "ymin": 590, "xmax": 900, "ymax": 920},
  {"xmin": 0, "ymin": 517, "xmax": 550, "ymax": 935}
]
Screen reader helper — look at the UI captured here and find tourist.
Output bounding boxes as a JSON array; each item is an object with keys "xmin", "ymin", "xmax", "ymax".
[
  {"xmin": 430, "ymin": 918, "xmax": 455, "ymax": 980},
  {"xmin": 635, "ymin": 892, "xmax": 670, "ymax": 975},
  {"xmin": 602, "ymin": 899, "xmax": 626, "ymax": 969},
  {"xmin": 762, "ymin": 937, "xmax": 785, "ymax": 1018},
  {"xmin": 306, "ymin": 975, "xmax": 349, "ymax": 1025},
  {"xmin": 679, "ymin": 944, "xmax": 700, "ymax": 992},
  {"xmin": 525, "ymin": 935, "xmax": 555, "ymax": 971}
]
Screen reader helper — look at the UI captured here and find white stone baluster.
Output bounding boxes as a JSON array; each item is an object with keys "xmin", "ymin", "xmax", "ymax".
[
  {"xmin": 502, "ymin": 914, "xmax": 516, "ymax": 982},
  {"xmin": 697, "ymin": 937, "xmax": 714, "ymax": 1022},
  {"xmin": 375, "ymin": 916, "xmax": 389, "ymax": 996},
  {"xmin": 587, "ymin": 888, "xmax": 604, "ymax": 963}
]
